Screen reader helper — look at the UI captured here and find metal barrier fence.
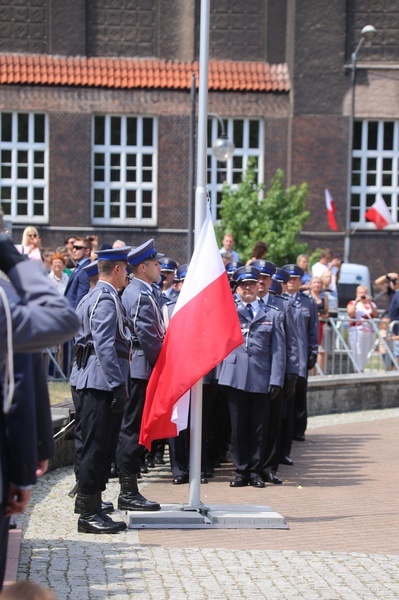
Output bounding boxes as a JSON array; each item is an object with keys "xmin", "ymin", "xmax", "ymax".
[
  {"xmin": 311, "ymin": 314, "xmax": 399, "ymax": 376},
  {"xmin": 45, "ymin": 315, "xmax": 399, "ymax": 381}
]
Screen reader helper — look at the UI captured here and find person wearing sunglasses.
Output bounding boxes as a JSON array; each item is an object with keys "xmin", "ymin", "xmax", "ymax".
[
  {"xmin": 64, "ymin": 237, "xmax": 92, "ymax": 309},
  {"xmin": 16, "ymin": 226, "xmax": 42, "ymax": 260}
]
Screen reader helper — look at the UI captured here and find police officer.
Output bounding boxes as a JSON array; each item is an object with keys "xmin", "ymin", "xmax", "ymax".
[
  {"xmin": 218, "ymin": 266, "xmax": 286, "ymax": 488},
  {"xmin": 117, "ymin": 240, "xmax": 165, "ymax": 511},
  {"xmin": 0, "ymin": 234, "xmax": 79, "ymax": 585},
  {"xmin": 252, "ymin": 260, "xmax": 300, "ymax": 484},
  {"xmin": 159, "ymin": 257, "xmax": 179, "ymax": 303},
  {"xmin": 282, "ymin": 264, "xmax": 318, "ymax": 447},
  {"xmin": 70, "ymin": 246, "xmax": 133, "ymax": 534}
]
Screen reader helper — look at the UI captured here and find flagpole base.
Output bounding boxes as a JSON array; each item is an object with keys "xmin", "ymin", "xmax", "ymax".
[{"xmin": 126, "ymin": 503, "xmax": 288, "ymax": 529}]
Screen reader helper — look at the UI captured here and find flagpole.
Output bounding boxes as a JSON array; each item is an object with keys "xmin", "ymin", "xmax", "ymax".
[{"xmin": 188, "ymin": 0, "xmax": 210, "ymax": 508}]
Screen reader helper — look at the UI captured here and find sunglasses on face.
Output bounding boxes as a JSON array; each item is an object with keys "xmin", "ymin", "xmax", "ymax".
[
  {"xmin": 73, "ymin": 245, "xmax": 88, "ymax": 251},
  {"xmin": 28, "ymin": 233, "xmax": 38, "ymax": 238}
]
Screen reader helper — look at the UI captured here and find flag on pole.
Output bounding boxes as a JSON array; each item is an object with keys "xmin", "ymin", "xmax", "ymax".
[
  {"xmin": 325, "ymin": 189, "xmax": 338, "ymax": 231},
  {"xmin": 139, "ymin": 205, "xmax": 244, "ymax": 451},
  {"xmin": 365, "ymin": 194, "xmax": 394, "ymax": 230}
]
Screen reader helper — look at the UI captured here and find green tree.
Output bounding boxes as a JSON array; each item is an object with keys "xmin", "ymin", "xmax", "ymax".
[{"xmin": 216, "ymin": 161, "xmax": 310, "ymax": 265}]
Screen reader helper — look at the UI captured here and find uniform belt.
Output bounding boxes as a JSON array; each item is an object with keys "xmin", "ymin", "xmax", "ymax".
[{"xmin": 88, "ymin": 347, "xmax": 130, "ymax": 361}]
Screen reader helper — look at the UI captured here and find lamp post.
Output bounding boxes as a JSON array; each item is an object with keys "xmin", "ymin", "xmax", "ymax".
[
  {"xmin": 187, "ymin": 101, "xmax": 235, "ymax": 258},
  {"xmin": 344, "ymin": 24, "xmax": 377, "ymax": 264}
]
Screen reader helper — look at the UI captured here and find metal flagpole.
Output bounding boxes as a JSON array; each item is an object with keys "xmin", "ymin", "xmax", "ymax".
[{"xmin": 188, "ymin": 0, "xmax": 210, "ymax": 508}]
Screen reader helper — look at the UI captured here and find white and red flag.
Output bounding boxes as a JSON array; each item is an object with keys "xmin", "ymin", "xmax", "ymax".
[
  {"xmin": 365, "ymin": 194, "xmax": 394, "ymax": 230},
  {"xmin": 140, "ymin": 206, "xmax": 243, "ymax": 451},
  {"xmin": 325, "ymin": 189, "xmax": 338, "ymax": 231}
]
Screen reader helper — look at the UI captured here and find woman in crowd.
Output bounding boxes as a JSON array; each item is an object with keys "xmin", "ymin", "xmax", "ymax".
[
  {"xmin": 48, "ymin": 252, "xmax": 70, "ymax": 294},
  {"xmin": 17, "ymin": 226, "xmax": 42, "ymax": 260},
  {"xmin": 246, "ymin": 241, "xmax": 268, "ymax": 265},
  {"xmin": 309, "ymin": 276, "xmax": 329, "ymax": 372},
  {"xmin": 346, "ymin": 285, "xmax": 378, "ymax": 371}
]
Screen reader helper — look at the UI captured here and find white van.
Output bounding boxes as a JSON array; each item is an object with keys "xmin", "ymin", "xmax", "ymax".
[{"xmin": 336, "ymin": 263, "xmax": 372, "ymax": 308}]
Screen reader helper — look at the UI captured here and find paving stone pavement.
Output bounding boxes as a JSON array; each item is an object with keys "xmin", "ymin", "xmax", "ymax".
[{"xmin": 15, "ymin": 408, "xmax": 399, "ymax": 599}]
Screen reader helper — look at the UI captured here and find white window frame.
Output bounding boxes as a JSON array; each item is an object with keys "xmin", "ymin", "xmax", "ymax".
[
  {"xmin": 207, "ymin": 117, "xmax": 264, "ymax": 221},
  {"xmin": 92, "ymin": 115, "xmax": 158, "ymax": 226},
  {"xmin": 0, "ymin": 112, "xmax": 49, "ymax": 223},
  {"xmin": 351, "ymin": 119, "xmax": 399, "ymax": 229}
]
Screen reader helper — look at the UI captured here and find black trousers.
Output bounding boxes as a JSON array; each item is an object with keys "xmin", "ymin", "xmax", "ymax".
[
  {"xmin": 71, "ymin": 385, "xmax": 82, "ymax": 479},
  {"xmin": 225, "ymin": 386, "xmax": 269, "ymax": 479},
  {"xmin": 78, "ymin": 388, "xmax": 122, "ymax": 495},
  {"xmin": 117, "ymin": 378, "xmax": 147, "ymax": 475},
  {"xmin": 294, "ymin": 375, "xmax": 308, "ymax": 437},
  {"xmin": 263, "ymin": 387, "xmax": 284, "ymax": 472}
]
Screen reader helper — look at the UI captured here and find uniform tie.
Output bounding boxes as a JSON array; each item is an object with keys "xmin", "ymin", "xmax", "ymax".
[{"xmin": 246, "ymin": 303, "xmax": 254, "ymax": 319}]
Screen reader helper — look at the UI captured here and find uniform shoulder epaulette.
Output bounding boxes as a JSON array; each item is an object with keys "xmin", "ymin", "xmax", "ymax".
[{"xmin": 266, "ymin": 302, "xmax": 279, "ymax": 312}]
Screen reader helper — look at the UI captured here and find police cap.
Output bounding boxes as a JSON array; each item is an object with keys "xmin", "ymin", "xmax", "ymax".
[
  {"xmin": 273, "ymin": 268, "xmax": 290, "ymax": 284},
  {"xmin": 82, "ymin": 260, "xmax": 99, "ymax": 278},
  {"xmin": 225, "ymin": 261, "xmax": 244, "ymax": 273},
  {"xmin": 159, "ymin": 257, "xmax": 178, "ymax": 272},
  {"xmin": 96, "ymin": 246, "xmax": 131, "ymax": 262},
  {"xmin": 251, "ymin": 260, "xmax": 276, "ymax": 277},
  {"xmin": 176, "ymin": 264, "xmax": 188, "ymax": 281},
  {"xmin": 269, "ymin": 278, "xmax": 282, "ymax": 296},
  {"xmin": 128, "ymin": 239, "xmax": 165, "ymax": 266},
  {"xmin": 232, "ymin": 265, "xmax": 260, "ymax": 283},
  {"xmin": 282, "ymin": 264, "xmax": 304, "ymax": 278}
]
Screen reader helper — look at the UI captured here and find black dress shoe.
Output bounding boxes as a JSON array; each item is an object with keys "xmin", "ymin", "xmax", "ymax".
[
  {"xmin": 280, "ymin": 455, "xmax": 294, "ymax": 466},
  {"xmin": 140, "ymin": 465, "xmax": 149, "ymax": 474},
  {"xmin": 154, "ymin": 455, "xmax": 165, "ymax": 465},
  {"xmin": 173, "ymin": 475, "xmax": 189, "ymax": 485},
  {"xmin": 117, "ymin": 492, "xmax": 161, "ymax": 512},
  {"xmin": 145, "ymin": 456, "xmax": 155, "ymax": 469},
  {"xmin": 201, "ymin": 477, "xmax": 208, "ymax": 484},
  {"xmin": 202, "ymin": 468, "xmax": 213, "ymax": 479},
  {"xmin": 101, "ymin": 500, "xmax": 114, "ymax": 514},
  {"xmin": 293, "ymin": 434, "xmax": 306, "ymax": 441},
  {"xmin": 250, "ymin": 475, "xmax": 266, "ymax": 488},
  {"xmin": 267, "ymin": 472, "xmax": 283, "ymax": 485},
  {"xmin": 230, "ymin": 476, "xmax": 249, "ymax": 488},
  {"xmin": 78, "ymin": 513, "xmax": 122, "ymax": 534}
]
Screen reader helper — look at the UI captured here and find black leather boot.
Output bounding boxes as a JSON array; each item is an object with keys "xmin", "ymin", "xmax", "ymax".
[
  {"xmin": 74, "ymin": 488, "xmax": 115, "ymax": 515},
  {"xmin": 118, "ymin": 475, "xmax": 161, "ymax": 511},
  {"xmin": 76, "ymin": 493, "xmax": 122, "ymax": 534},
  {"xmin": 95, "ymin": 492, "xmax": 126, "ymax": 532}
]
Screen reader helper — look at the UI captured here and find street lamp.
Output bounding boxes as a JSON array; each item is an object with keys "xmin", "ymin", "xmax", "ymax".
[
  {"xmin": 344, "ymin": 24, "xmax": 377, "ymax": 263},
  {"xmin": 187, "ymin": 97, "xmax": 235, "ymax": 258},
  {"xmin": 208, "ymin": 113, "xmax": 235, "ymax": 162}
]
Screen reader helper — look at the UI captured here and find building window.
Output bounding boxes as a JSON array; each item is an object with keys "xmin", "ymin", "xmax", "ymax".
[
  {"xmin": 92, "ymin": 115, "xmax": 157, "ymax": 226},
  {"xmin": 351, "ymin": 120, "xmax": 399, "ymax": 228},
  {"xmin": 0, "ymin": 112, "xmax": 48, "ymax": 223},
  {"xmin": 207, "ymin": 118, "xmax": 263, "ymax": 220}
]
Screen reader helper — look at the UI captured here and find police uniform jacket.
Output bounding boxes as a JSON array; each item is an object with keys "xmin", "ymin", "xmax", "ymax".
[
  {"xmin": 122, "ymin": 277, "xmax": 165, "ymax": 380},
  {"xmin": 285, "ymin": 291, "xmax": 318, "ymax": 378},
  {"xmin": 69, "ymin": 281, "xmax": 131, "ymax": 392},
  {"xmin": 218, "ymin": 300, "xmax": 286, "ymax": 393},
  {"xmin": 0, "ymin": 260, "xmax": 79, "ymax": 373},
  {"xmin": 264, "ymin": 293, "xmax": 300, "ymax": 376}
]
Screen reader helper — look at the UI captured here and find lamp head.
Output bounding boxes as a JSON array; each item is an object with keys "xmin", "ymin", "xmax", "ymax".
[
  {"xmin": 361, "ymin": 24, "xmax": 377, "ymax": 40},
  {"xmin": 211, "ymin": 134, "xmax": 235, "ymax": 162}
]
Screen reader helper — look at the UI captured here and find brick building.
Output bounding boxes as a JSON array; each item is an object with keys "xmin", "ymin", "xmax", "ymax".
[{"xmin": 0, "ymin": 0, "xmax": 398, "ymax": 276}]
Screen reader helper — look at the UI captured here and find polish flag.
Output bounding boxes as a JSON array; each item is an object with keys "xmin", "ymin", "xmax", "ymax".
[
  {"xmin": 140, "ymin": 206, "xmax": 244, "ymax": 450},
  {"xmin": 325, "ymin": 189, "xmax": 338, "ymax": 231},
  {"xmin": 365, "ymin": 194, "xmax": 394, "ymax": 230}
]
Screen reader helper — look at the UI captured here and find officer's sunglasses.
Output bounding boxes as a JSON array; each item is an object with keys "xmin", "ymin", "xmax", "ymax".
[{"xmin": 73, "ymin": 245, "xmax": 88, "ymax": 251}]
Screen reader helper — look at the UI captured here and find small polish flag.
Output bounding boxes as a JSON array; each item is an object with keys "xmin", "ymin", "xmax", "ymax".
[
  {"xmin": 325, "ymin": 189, "xmax": 338, "ymax": 231},
  {"xmin": 365, "ymin": 194, "xmax": 394, "ymax": 230},
  {"xmin": 139, "ymin": 205, "xmax": 244, "ymax": 451}
]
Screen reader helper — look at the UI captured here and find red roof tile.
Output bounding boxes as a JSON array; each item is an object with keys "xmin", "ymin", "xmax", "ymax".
[{"xmin": 0, "ymin": 53, "xmax": 290, "ymax": 93}]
